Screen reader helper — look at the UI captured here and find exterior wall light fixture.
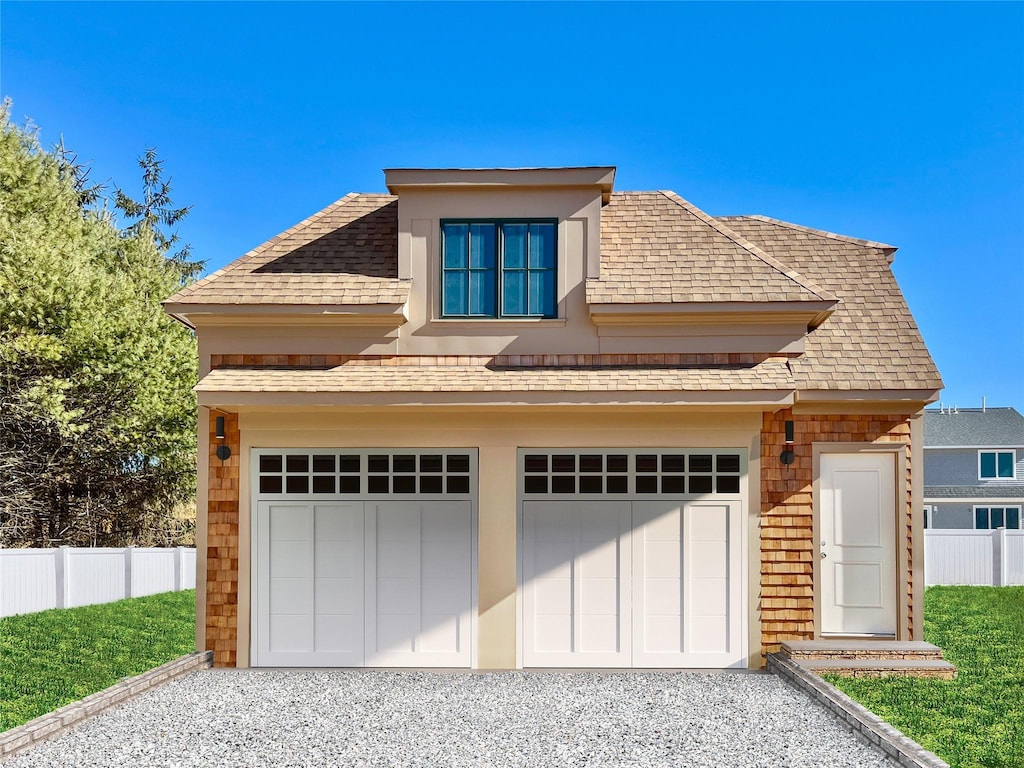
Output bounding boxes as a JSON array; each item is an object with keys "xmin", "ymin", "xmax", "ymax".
[
  {"xmin": 779, "ymin": 420, "xmax": 795, "ymax": 466},
  {"xmin": 215, "ymin": 415, "xmax": 232, "ymax": 461}
]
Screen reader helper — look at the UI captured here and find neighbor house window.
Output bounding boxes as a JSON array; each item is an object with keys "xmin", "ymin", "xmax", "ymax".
[
  {"xmin": 974, "ymin": 506, "xmax": 1021, "ymax": 530},
  {"xmin": 441, "ymin": 220, "xmax": 556, "ymax": 318},
  {"xmin": 979, "ymin": 450, "xmax": 1015, "ymax": 479}
]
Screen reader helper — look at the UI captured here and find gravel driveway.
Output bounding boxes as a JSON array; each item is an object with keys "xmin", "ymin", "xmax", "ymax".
[{"xmin": 9, "ymin": 670, "xmax": 898, "ymax": 767}]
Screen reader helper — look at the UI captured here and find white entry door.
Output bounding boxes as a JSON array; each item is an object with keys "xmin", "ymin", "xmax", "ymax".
[
  {"xmin": 522, "ymin": 501, "xmax": 633, "ymax": 666},
  {"xmin": 256, "ymin": 501, "xmax": 365, "ymax": 666},
  {"xmin": 820, "ymin": 453, "xmax": 898, "ymax": 635}
]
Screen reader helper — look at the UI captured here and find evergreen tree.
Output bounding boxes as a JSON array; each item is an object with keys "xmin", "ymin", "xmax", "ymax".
[
  {"xmin": 0, "ymin": 103, "xmax": 198, "ymax": 547},
  {"xmin": 114, "ymin": 146, "xmax": 205, "ymax": 283}
]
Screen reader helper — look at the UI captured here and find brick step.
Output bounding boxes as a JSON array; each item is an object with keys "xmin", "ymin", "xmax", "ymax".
[
  {"xmin": 793, "ymin": 657, "xmax": 957, "ymax": 680},
  {"xmin": 780, "ymin": 640, "xmax": 946, "ymax": 662}
]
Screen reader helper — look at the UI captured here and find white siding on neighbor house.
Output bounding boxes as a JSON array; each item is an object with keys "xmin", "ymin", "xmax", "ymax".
[
  {"xmin": 924, "ymin": 530, "xmax": 1024, "ymax": 586},
  {"xmin": 0, "ymin": 547, "xmax": 196, "ymax": 618}
]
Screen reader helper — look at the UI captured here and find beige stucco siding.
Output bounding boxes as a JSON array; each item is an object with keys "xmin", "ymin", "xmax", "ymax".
[{"xmin": 233, "ymin": 408, "xmax": 762, "ymax": 669}]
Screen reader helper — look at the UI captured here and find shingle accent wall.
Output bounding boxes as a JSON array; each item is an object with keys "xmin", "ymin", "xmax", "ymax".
[
  {"xmin": 760, "ymin": 411, "xmax": 915, "ymax": 661},
  {"xmin": 207, "ymin": 411, "xmax": 239, "ymax": 667}
]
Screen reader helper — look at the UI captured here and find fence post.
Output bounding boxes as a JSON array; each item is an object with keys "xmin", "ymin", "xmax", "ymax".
[
  {"xmin": 991, "ymin": 529, "xmax": 1003, "ymax": 587},
  {"xmin": 55, "ymin": 546, "xmax": 70, "ymax": 609},
  {"xmin": 174, "ymin": 547, "xmax": 186, "ymax": 591},
  {"xmin": 999, "ymin": 529, "xmax": 1008, "ymax": 587},
  {"xmin": 124, "ymin": 546, "xmax": 134, "ymax": 599}
]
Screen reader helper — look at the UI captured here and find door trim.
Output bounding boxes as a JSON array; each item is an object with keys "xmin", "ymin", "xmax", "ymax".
[{"xmin": 812, "ymin": 443, "xmax": 908, "ymax": 640}]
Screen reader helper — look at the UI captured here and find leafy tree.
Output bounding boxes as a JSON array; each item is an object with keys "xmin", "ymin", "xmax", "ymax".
[
  {"xmin": 0, "ymin": 103, "xmax": 198, "ymax": 547},
  {"xmin": 114, "ymin": 147, "xmax": 205, "ymax": 283}
]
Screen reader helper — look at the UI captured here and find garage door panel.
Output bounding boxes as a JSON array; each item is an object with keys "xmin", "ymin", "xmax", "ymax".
[
  {"xmin": 644, "ymin": 578, "xmax": 681, "ymax": 615},
  {"xmin": 421, "ymin": 579, "xmax": 465, "ymax": 615},
  {"xmin": 689, "ymin": 505, "xmax": 728, "ymax": 541},
  {"xmin": 523, "ymin": 501, "xmax": 631, "ymax": 667},
  {"xmin": 533, "ymin": 576, "xmax": 571, "ymax": 614},
  {"xmin": 642, "ymin": 541, "xmax": 682, "ymax": 579},
  {"xmin": 418, "ymin": 616, "xmax": 460, "ymax": 653},
  {"xmin": 644, "ymin": 615, "xmax": 682, "ymax": 654},
  {"xmin": 580, "ymin": 615, "xmax": 619, "ymax": 652},
  {"xmin": 580, "ymin": 540, "xmax": 619, "ymax": 577},
  {"xmin": 690, "ymin": 577, "xmax": 728, "ymax": 616},
  {"xmin": 268, "ymin": 542, "xmax": 308, "ymax": 578},
  {"xmin": 376, "ymin": 577, "xmax": 419, "ymax": 616},
  {"xmin": 270, "ymin": 511, "xmax": 310, "ymax": 541},
  {"xmin": 257, "ymin": 501, "xmax": 366, "ymax": 667},
  {"xmin": 580, "ymin": 577, "xmax": 619, "ymax": 614},
  {"xmin": 314, "ymin": 577, "xmax": 359, "ymax": 614},
  {"xmin": 689, "ymin": 616, "xmax": 728, "ymax": 653},
  {"xmin": 270, "ymin": 577, "xmax": 312, "ymax": 612},
  {"xmin": 315, "ymin": 614, "xmax": 360, "ymax": 653},
  {"xmin": 270, "ymin": 619, "xmax": 311, "ymax": 652},
  {"xmin": 690, "ymin": 547, "xmax": 728, "ymax": 578},
  {"xmin": 376, "ymin": 614, "xmax": 417, "ymax": 654},
  {"xmin": 367, "ymin": 501, "xmax": 473, "ymax": 667},
  {"xmin": 533, "ymin": 614, "xmax": 572, "ymax": 653}
]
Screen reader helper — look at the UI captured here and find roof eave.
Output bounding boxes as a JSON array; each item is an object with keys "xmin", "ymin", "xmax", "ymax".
[
  {"xmin": 162, "ymin": 302, "xmax": 409, "ymax": 328},
  {"xmin": 587, "ymin": 300, "xmax": 838, "ymax": 327}
]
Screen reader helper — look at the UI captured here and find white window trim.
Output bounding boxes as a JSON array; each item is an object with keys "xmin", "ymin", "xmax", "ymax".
[
  {"xmin": 978, "ymin": 449, "xmax": 1016, "ymax": 480},
  {"xmin": 972, "ymin": 505, "xmax": 1022, "ymax": 530}
]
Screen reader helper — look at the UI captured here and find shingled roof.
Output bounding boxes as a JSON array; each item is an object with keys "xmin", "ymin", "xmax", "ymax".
[
  {"xmin": 719, "ymin": 215, "xmax": 942, "ymax": 391},
  {"xmin": 172, "ymin": 187, "xmax": 941, "ymax": 395},
  {"xmin": 588, "ymin": 192, "xmax": 834, "ymax": 304},
  {"xmin": 166, "ymin": 193, "xmax": 407, "ymax": 306},
  {"xmin": 924, "ymin": 407, "xmax": 1024, "ymax": 447},
  {"xmin": 196, "ymin": 360, "xmax": 794, "ymax": 397}
]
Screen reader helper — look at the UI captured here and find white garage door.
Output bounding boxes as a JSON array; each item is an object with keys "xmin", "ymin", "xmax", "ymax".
[
  {"xmin": 253, "ymin": 450, "xmax": 475, "ymax": 667},
  {"xmin": 520, "ymin": 451, "xmax": 745, "ymax": 668}
]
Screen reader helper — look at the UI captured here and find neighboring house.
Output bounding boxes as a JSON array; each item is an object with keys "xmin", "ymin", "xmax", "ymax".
[
  {"xmin": 163, "ymin": 166, "xmax": 942, "ymax": 670},
  {"xmin": 923, "ymin": 406, "xmax": 1024, "ymax": 530}
]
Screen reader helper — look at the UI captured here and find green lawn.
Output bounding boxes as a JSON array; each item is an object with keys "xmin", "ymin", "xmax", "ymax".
[
  {"xmin": 0, "ymin": 590, "xmax": 195, "ymax": 731},
  {"xmin": 827, "ymin": 586, "xmax": 1024, "ymax": 768}
]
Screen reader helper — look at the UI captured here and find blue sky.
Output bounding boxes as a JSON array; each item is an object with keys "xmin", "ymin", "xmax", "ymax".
[{"xmin": 3, "ymin": 2, "xmax": 1022, "ymax": 409}]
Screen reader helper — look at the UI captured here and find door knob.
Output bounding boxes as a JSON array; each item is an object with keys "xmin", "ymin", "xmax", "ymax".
[{"xmin": 820, "ymin": 552, "xmax": 827, "ymax": 559}]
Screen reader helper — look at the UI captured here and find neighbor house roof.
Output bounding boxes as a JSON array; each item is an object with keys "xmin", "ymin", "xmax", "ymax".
[
  {"xmin": 923, "ymin": 484, "xmax": 1024, "ymax": 500},
  {"xmin": 923, "ymin": 407, "xmax": 1024, "ymax": 447},
  {"xmin": 719, "ymin": 215, "xmax": 942, "ymax": 392},
  {"xmin": 166, "ymin": 193, "xmax": 407, "ymax": 306}
]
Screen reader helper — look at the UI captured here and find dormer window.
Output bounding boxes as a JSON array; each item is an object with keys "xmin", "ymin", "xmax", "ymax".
[{"xmin": 441, "ymin": 220, "xmax": 556, "ymax": 318}]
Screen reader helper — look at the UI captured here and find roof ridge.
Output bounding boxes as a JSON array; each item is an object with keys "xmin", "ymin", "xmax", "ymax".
[
  {"xmin": 657, "ymin": 191, "xmax": 838, "ymax": 303},
  {"xmin": 165, "ymin": 192, "xmax": 374, "ymax": 303},
  {"xmin": 719, "ymin": 214, "xmax": 897, "ymax": 252}
]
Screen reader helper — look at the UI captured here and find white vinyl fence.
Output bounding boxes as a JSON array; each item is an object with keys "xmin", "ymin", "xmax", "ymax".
[
  {"xmin": 0, "ymin": 547, "xmax": 196, "ymax": 618},
  {"xmin": 924, "ymin": 529, "xmax": 1024, "ymax": 587}
]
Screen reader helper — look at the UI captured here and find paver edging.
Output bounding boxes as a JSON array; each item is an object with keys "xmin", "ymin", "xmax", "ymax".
[
  {"xmin": 0, "ymin": 650, "xmax": 213, "ymax": 762},
  {"xmin": 767, "ymin": 652, "xmax": 949, "ymax": 768}
]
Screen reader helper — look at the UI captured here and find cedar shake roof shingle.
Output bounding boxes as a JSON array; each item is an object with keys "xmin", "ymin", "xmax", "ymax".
[
  {"xmin": 588, "ymin": 192, "xmax": 835, "ymax": 304},
  {"xmin": 719, "ymin": 215, "xmax": 942, "ymax": 391},
  {"xmin": 166, "ymin": 193, "xmax": 407, "ymax": 305},
  {"xmin": 196, "ymin": 361, "xmax": 794, "ymax": 394}
]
